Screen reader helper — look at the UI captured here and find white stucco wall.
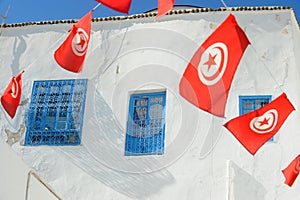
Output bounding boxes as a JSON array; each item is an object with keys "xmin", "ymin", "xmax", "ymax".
[
  {"xmin": 0, "ymin": 139, "xmax": 29, "ymax": 200},
  {"xmin": 0, "ymin": 7, "xmax": 299, "ymax": 200},
  {"xmin": 0, "ymin": 139, "xmax": 59, "ymax": 200}
]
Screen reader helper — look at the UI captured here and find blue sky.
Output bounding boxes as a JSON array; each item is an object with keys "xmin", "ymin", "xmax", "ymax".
[{"xmin": 0, "ymin": 0, "xmax": 299, "ymax": 24}]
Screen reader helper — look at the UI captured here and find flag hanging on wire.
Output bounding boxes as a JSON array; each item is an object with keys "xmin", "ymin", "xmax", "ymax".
[
  {"xmin": 95, "ymin": 0, "xmax": 132, "ymax": 13},
  {"xmin": 224, "ymin": 93, "xmax": 295, "ymax": 155},
  {"xmin": 1, "ymin": 70, "xmax": 24, "ymax": 118},
  {"xmin": 95, "ymin": 0, "xmax": 173, "ymax": 18},
  {"xmin": 282, "ymin": 155, "xmax": 300, "ymax": 187},
  {"xmin": 179, "ymin": 14, "xmax": 250, "ymax": 117},
  {"xmin": 156, "ymin": 0, "xmax": 175, "ymax": 18},
  {"xmin": 54, "ymin": 10, "xmax": 92, "ymax": 73}
]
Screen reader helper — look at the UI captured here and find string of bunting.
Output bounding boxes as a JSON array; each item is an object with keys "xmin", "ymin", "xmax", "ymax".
[{"xmin": 0, "ymin": 0, "xmax": 299, "ymax": 189}]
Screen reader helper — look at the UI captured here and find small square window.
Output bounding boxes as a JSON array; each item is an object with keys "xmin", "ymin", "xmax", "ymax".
[
  {"xmin": 125, "ymin": 91, "xmax": 166, "ymax": 156},
  {"xmin": 239, "ymin": 95, "xmax": 274, "ymax": 141},
  {"xmin": 24, "ymin": 79, "xmax": 88, "ymax": 146}
]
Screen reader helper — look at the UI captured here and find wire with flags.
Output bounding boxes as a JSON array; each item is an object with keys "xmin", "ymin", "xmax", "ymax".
[
  {"xmin": 0, "ymin": 0, "xmax": 300, "ymax": 189},
  {"xmin": 53, "ymin": 1, "xmax": 175, "ymax": 73},
  {"xmin": 94, "ymin": 0, "xmax": 175, "ymax": 18},
  {"xmin": 177, "ymin": 11, "xmax": 297, "ymax": 187},
  {"xmin": 0, "ymin": 4, "xmax": 10, "ymax": 36}
]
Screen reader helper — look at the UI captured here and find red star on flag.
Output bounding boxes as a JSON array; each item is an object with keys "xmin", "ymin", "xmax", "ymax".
[
  {"xmin": 204, "ymin": 53, "xmax": 217, "ymax": 71},
  {"xmin": 259, "ymin": 117, "xmax": 270, "ymax": 126},
  {"xmin": 78, "ymin": 35, "xmax": 86, "ymax": 48},
  {"xmin": 179, "ymin": 14, "xmax": 250, "ymax": 117}
]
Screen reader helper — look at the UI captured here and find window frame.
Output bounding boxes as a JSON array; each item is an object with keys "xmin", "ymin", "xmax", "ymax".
[
  {"xmin": 239, "ymin": 95, "xmax": 272, "ymax": 115},
  {"xmin": 125, "ymin": 90, "xmax": 167, "ymax": 156},
  {"xmin": 24, "ymin": 79, "xmax": 88, "ymax": 146}
]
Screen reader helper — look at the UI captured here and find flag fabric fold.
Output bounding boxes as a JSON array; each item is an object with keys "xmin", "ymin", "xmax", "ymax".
[
  {"xmin": 224, "ymin": 93, "xmax": 295, "ymax": 155},
  {"xmin": 95, "ymin": 0, "xmax": 132, "ymax": 14},
  {"xmin": 54, "ymin": 10, "xmax": 92, "ymax": 73},
  {"xmin": 156, "ymin": 0, "xmax": 175, "ymax": 18},
  {"xmin": 1, "ymin": 70, "xmax": 24, "ymax": 118},
  {"xmin": 179, "ymin": 14, "xmax": 250, "ymax": 117},
  {"xmin": 282, "ymin": 155, "xmax": 300, "ymax": 187}
]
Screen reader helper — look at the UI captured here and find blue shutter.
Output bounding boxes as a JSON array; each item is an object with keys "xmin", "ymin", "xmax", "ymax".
[
  {"xmin": 25, "ymin": 79, "xmax": 88, "ymax": 146},
  {"xmin": 239, "ymin": 95, "xmax": 272, "ymax": 115},
  {"xmin": 125, "ymin": 91, "xmax": 166, "ymax": 155}
]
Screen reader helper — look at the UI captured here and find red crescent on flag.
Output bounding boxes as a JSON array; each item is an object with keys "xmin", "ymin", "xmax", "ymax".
[
  {"xmin": 11, "ymin": 77, "xmax": 18, "ymax": 99},
  {"xmin": 250, "ymin": 109, "xmax": 278, "ymax": 134},
  {"xmin": 202, "ymin": 46, "xmax": 226, "ymax": 82},
  {"xmin": 71, "ymin": 28, "xmax": 89, "ymax": 56},
  {"xmin": 198, "ymin": 42, "xmax": 228, "ymax": 86}
]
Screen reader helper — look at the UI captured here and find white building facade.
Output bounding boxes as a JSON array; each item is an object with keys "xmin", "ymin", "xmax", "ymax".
[{"xmin": 0, "ymin": 6, "xmax": 300, "ymax": 200}]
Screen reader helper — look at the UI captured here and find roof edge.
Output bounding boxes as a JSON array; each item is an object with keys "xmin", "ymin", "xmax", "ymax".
[{"xmin": 1, "ymin": 6, "xmax": 293, "ymax": 28}]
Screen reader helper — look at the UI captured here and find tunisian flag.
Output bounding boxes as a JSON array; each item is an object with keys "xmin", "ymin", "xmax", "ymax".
[
  {"xmin": 54, "ymin": 11, "xmax": 92, "ymax": 73},
  {"xmin": 96, "ymin": 0, "xmax": 132, "ymax": 13},
  {"xmin": 282, "ymin": 155, "xmax": 300, "ymax": 187},
  {"xmin": 1, "ymin": 70, "xmax": 24, "ymax": 118},
  {"xmin": 156, "ymin": 0, "xmax": 175, "ymax": 18},
  {"xmin": 179, "ymin": 14, "xmax": 250, "ymax": 117},
  {"xmin": 224, "ymin": 93, "xmax": 295, "ymax": 155}
]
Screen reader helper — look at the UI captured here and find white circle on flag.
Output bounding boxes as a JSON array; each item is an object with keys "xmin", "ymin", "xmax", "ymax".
[
  {"xmin": 11, "ymin": 78, "xmax": 18, "ymax": 99},
  {"xmin": 198, "ymin": 42, "xmax": 228, "ymax": 86},
  {"xmin": 71, "ymin": 28, "xmax": 89, "ymax": 56},
  {"xmin": 294, "ymin": 157, "xmax": 300, "ymax": 173},
  {"xmin": 249, "ymin": 109, "xmax": 278, "ymax": 134}
]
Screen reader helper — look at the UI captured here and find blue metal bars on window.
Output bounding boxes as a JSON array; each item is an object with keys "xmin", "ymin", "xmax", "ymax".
[
  {"xmin": 239, "ymin": 95, "xmax": 272, "ymax": 115},
  {"xmin": 125, "ymin": 91, "xmax": 166, "ymax": 155},
  {"xmin": 24, "ymin": 79, "xmax": 88, "ymax": 146}
]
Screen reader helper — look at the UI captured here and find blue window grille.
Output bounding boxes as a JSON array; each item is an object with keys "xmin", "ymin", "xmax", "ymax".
[
  {"xmin": 24, "ymin": 79, "xmax": 88, "ymax": 146},
  {"xmin": 239, "ymin": 95, "xmax": 273, "ymax": 141},
  {"xmin": 125, "ymin": 91, "xmax": 166, "ymax": 156}
]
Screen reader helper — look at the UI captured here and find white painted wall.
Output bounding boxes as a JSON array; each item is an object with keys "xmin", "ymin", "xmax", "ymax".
[
  {"xmin": 0, "ymin": 7, "xmax": 299, "ymax": 200},
  {"xmin": 0, "ymin": 139, "xmax": 29, "ymax": 200},
  {"xmin": 0, "ymin": 139, "xmax": 59, "ymax": 200}
]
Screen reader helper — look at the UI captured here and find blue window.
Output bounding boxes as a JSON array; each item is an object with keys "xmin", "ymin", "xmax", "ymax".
[
  {"xmin": 24, "ymin": 79, "xmax": 88, "ymax": 146},
  {"xmin": 239, "ymin": 95, "xmax": 274, "ymax": 141},
  {"xmin": 125, "ymin": 91, "xmax": 166, "ymax": 156}
]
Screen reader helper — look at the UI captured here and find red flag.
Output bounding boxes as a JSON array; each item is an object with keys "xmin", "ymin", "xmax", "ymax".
[
  {"xmin": 179, "ymin": 14, "xmax": 250, "ymax": 117},
  {"xmin": 1, "ymin": 70, "xmax": 24, "ymax": 118},
  {"xmin": 224, "ymin": 93, "xmax": 295, "ymax": 155},
  {"xmin": 54, "ymin": 11, "xmax": 92, "ymax": 73},
  {"xmin": 282, "ymin": 155, "xmax": 300, "ymax": 187},
  {"xmin": 96, "ymin": 0, "xmax": 132, "ymax": 14},
  {"xmin": 156, "ymin": 0, "xmax": 175, "ymax": 18}
]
